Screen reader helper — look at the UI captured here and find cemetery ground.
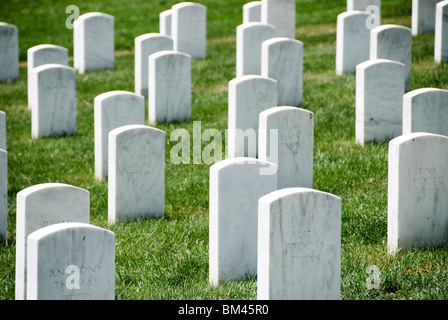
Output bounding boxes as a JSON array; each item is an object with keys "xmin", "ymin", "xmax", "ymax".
[{"xmin": 1, "ymin": 0, "xmax": 448, "ymax": 300}]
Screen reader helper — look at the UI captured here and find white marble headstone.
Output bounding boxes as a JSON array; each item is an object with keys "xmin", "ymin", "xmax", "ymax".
[
  {"xmin": 159, "ymin": 9, "xmax": 172, "ymax": 36},
  {"xmin": 435, "ymin": 1, "xmax": 448, "ymax": 63},
  {"xmin": 135, "ymin": 33, "xmax": 173, "ymax": 97},
  {"xmin": 148, "ymin": 50, "xmax": 191, "ymax": 124},
  {"xmin": 108, "ymin": 124, "xmax": 165, "ymax": 223},
  {"xmin": 0, "ymin": 149, "xmax": 7, "ymax": 242},
  {"xmin": 27, "ymin": 44, "xmax": 69, "ymax": 110},
  {"xmin": 26, "ymin": 222, "xmax": 115, "ymax": 300},
  {"xmin": 0, "ymin": 111, "xmax": 6, "ymax": 151},
  {"xmin": 388, "ymin": 132, "xmax": 448, "ymax": 254},
  {"xmin": 370, "ymin": 24, "xmax": 412, "ymax": 92},
  {"xmin": 259, "ymin": 106, "xmax": 314, "ymax": 189},
  {"xmin": 74, "ymin": 12, "xmax": 114, "ymax": 74},
  {"xmin": 336, "ymin": 11, "xmax": 371, "ymax": 75},
  {"xmin": 260, "ymin": 0, "xmax": 296, "ymax": 38},
  {"xmin": 228, "ymin": 75, "xmax": 277, "ymax": 158},
  {"xmin": 236, "ymin": 22, "xmax": 276, "ymax": 77},
  {"xmin": 30, "ymin": 64, "xmax": 77, "ymax": 138},
  {"xmin": 243, "ymin": 1, "xmax": 261, "ymax": 23},
  {"xmin": 356, "ymin": 59, "xmax": 405, "ymax": 145},
  {"xmin": 94, "ymin": 91, "xmax": 145, "ymax": 181},
  {"xmin": 0, "ymin": 22, "xmax": 19, "ymax": 82},
  {"xmin": 261, "ymin": 37, "xmax": 303, "ymax": 106},
  {"xmin": 412, "ymin": 0, "xmax": 440, "ymax": 36},
  {"xmin": 402, "ymin": 88, "xmax": 448, "ymax": 136},
  {"xmin": 257, "ymin": 187, "xmax": 341, "ymax": 300},
  {"xmin": 209, "ymin": 157, "xmax": 277, "ymax": 285},
  {"xmin": 15, "ymin": 183, "xmax": 90, "ymax": 300},
  {"xmin": 171, "ymin": 2, "xmax": 206, "ymax": 59},
  {"xmin": 347, "ymin": 0, "xmax": 381, "ymax": 25}
]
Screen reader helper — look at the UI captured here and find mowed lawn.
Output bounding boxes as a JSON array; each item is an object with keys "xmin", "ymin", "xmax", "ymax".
[{"xmin": 1, "ymin": 0, "xmax": 448, "ymax": 300}]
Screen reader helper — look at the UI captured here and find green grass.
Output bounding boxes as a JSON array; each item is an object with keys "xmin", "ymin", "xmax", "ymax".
[{"xmin": 1, "ymin": 0, "xmax": 448, "ymax": 300}]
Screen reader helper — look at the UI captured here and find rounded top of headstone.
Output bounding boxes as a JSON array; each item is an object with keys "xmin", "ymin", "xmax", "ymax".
[
  {"xmin": 94, "ymin": 90, "xmax": 144, "ymax": 102},
  {"xmin": 31, "ymin": 63, "xmax": 75, "ymax": 73},
  {"xmin": 135, "ymin": 33, "xmax": 172, "ymax": 42},
  {"xmin": 237, "ymin": 21, "xmax": 276, "ymax": 31},
  {"xmin": 389, "ymin": 132, "xmax": 448, "ymax": 146},
  {"xmin": 0, "ymin": 22, "xmax": 17, "ymax": 29},
  {"xmin": 77, "ymin": 12, "xmax": 114, "ymax": 21},
  {"xmin": 27, "ymin": 221, "xmax": 114, "ymax": 242},
  {"xmin": 27, "ymin": 44, "xmax": 68, "ymax": 54},
  {"xmin": 172, "ymin": 2, "xmax": 206, "ymax": 10},
  {"xmin": 403, "ymin": 87, "xmax": 448, "ymax": 99},
  {"xmin": 262, "ymin": 36, "xmax": 303, "ymax": 47},
  {"xmin": 337, "ymin": 10, "xmax": 371, "ymax": 19},
  {"xmin": 210, "ymin": 157, "xmax": 276, "ymax": 171},
  {"xmin": 229, "ymin": 74, "xmax": 277, "ymax": 86},
  {"xmin": 17, "ymin": 183, "xmax": 89, "ymax": 198},
  {"xmin": 148, "ymin": 49, "xmax": 191, "ymax": 60},
  {"xmin": 258, "ymin": 187, "xmax": 341, "ymax": 204},
  {"xmin": 108, "ymin": 124, "xmax": 166, "ymax": 137},
  {"xmin": 356, "ymin": 58, "xmax": 405, "ymax": 70},
  {"xmin": 371, "ymin": 24, "xmax": 411, "ymax": 34},
  {"xmin": 259, "ymin": 106, "xmax": 314, "ymax": 118}
]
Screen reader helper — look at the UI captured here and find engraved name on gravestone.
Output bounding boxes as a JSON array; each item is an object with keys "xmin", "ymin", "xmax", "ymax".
[
  {"xmin": 370, "ymin": 24, "xmax": 412, "ymax": 91},
  {"xmin": 0, "ymin": 22, "xmax": 19, "ymax": 82},
  {"xmin": 435, "ymin": 1, "xmax": 448, "ymax": 63},
  {"xmin": 26, "ymin": 222, "xmax": 115, "ymax": 300},
  {"xmin": 257, "ymin": 188, "xmax": 341, "ymax": 300},
  {"xmin": 135, "ymin": 33, "xmax": 173, "ymax": 97},
  {"xmin": 243, "ymin": 1, "xmax": 261, "ymax": 23},
  {"xmin": 0, "ymin": 148, "xmax": 6, "ymax": 242},
  {"xmin": 403, "ymin": 88, "xmax": 448, "ymax": 136},
  {"xmin": 108, "ymin": 124, "xmax": 165, "ymax": 223},
  {"xmin": 74, "ymin": 12, "xmax": 114, "ymax": 74},
  {"xmin": 228, "ymin": 75, "xmax": 277, "ymax": 158},
  {"xmin": 388, "ymin": 133, "xmax": 448, "ymax": 254},
  {"xmin": 171, "ymin": 2, "xmax": 206, "ymax": 59},
  {"xmin": 236, "ymin": 22, "xmax": 276, "ymax": 77},
  {"xmin": 148, "ymin": 50, "xmax": 191, "ymax": 124},
  {"xmin": 356, "ymin": 59, "xmax": 405, "ymax": 146},
  {"xmin": 260, "ymin": 0, "xmax": 296, "ymax": 38},
  {"xmin": 27, "ymin": 45, "xmax": 68, "ymax": 110},
  {"xmin": 159, "ymin": 9, "xmax": 172, "ymax": 36},
  {"xmin": 259, "ymin": 106, "xmax": 314, "ymax": 189},
  {"xmin": 209, "ymin": 158, "xmax": 277, "ymax": 285},
  {"xmin": 412, "ymin": 0, "xmax": 440, "ymax": 36},
  {"xmin": 30, "ymin": 64, "xmax": 77, "ymax": 138},
  {"xmin": 15, "ymin": 183, "xmax": 90, "ymax": 300},
  {"xmin": 261, "ymin": 37, "xmax": 303, "ymax": 106},
  {"xmin": 336, "ymin": 11, "xmax": 371, "ymax": 75},
  {"xmin": 94, "ymin": 91, "xmax": 145, "ymax": 181}
]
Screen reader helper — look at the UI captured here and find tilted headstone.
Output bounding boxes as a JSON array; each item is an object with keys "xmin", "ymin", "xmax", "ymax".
[
  {"xmin": 209, "ymin": 157, "xmax": 277, "ymax": 285},
  {"xmin": 148, "ymin": 50, "xmax": 191, "ymax": 124},
  {"xmin": 0, "ymin": 22, "xmax": 19, "ymax": 82},
  {"xmin": 236, "ymin": 22, "xmax": 276, "ymax": 77},
  {"xmin": 108, "ymin": 125, "xmax": 165, "ymax": 223},
  {"xmin": 135, "ymin": 33, "xmax": 173, "ymax": 97},
  {"xmin": 261, "ymin": 37, "xmax": 303, "ymax": 106},
  {"xmin": 412, "ymin": 0, "xmax": 440, "ymax": 36},
  {"xmin": 257, "ymin": 187, "xmax": 341, "ymax": 300},
  {"xmin": 159, "ymin": 9, "xmax": 172, "ymax": 36},
  {"xmin": 171, "ymin": 2, "xmax": 206, "ymax": 59},
  {"xmin": 15, "ymin": 183, "xmax": 90, "ymax": 300},
  {"xmin": 30, "ymin": 64, "xmax": 77, "ymax": 138},
  {"xmin": 370, "ymin": 24, "xmax": 412, "ymax": 92},
  {"xmin": 435, "ymin": 1, "xmax": 448, "ymax": 63},
  {"xmin": 0, "ymin": 149, "xmax": 7, "ymax": 242},
  {"xmin": 94, "ymin": 91, "xmax": 145, "ymax": 181},
  {"xmin": 0, "ymin": 111, "xmax": 6, "ymax": 150},
  {"xmin": 259, "ymin": 106, "xmax": 314, "ymax": 189},
  {"xmin": 347, "ymin": 0, "xmax": 381, "ymax": 25},
  {"xmin": 260, "ymin": 0, "xmax": 296, "ymax": 38},
  {"xmin": 403, "ymin": 88, "xmax": 448, "ymax": 136},
  {"xmin": 26, "ymin": 222, "xmax": 115, "ymax": 300},
  {"xmin": 336, "ymin": 11, "xmax": 371, "ymax": 75},
  {"xmin": 27, "ymin": 44, "xmax": 69, "ymax": 110},
  {"xmin": 356, "ymin": 59, "xmax": 405, "ymax": 145},
  {"xmin": 74, "ymin": 12, "xmax": 114, "ymax": 74},
  {"xmin": 228, "ymin": 75, "xmax": 277, "ymax": 158},
  {"xmin": 243, "ymin": 1, "xmax": 261, "ymax": 23},
  {"xmin": 388, "ymin": 132, "xmax": 448, "ymax": 254}
]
